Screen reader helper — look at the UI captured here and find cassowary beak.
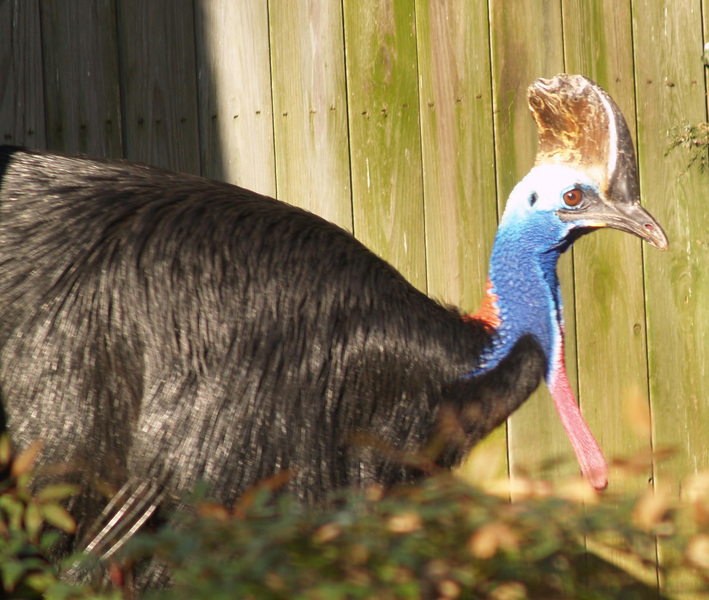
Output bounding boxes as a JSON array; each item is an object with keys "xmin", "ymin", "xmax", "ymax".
[
  {"xmin": 528, "ymin": 74, "xmax": 669, "ymax": 251},
  {"xmin": 570, "ymin": 198, "xmax": 669, "ymax": 250}
]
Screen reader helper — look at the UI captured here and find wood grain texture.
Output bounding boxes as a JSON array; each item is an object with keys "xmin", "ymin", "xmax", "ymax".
[
  {"xmin": 415, "ymin": 0, "xmax": 506, "ymax": 480},
  {"xmin": 415, "ymin": 0, "xmax": 497, "ymax": 311},
  {"xmin": 634, "ymin": 0, "xmax": 709, "ymax": 495},
  {"xmin": 116, "ymin": 0, "xmax": 201, "ymax": 174},
  {"xmin": 269, "ymin": 0, "xmax": 352, "ymax": 230},
  {"xmin": 0, "ymin": 0, "xmax": 46, "ymax": 148},
  {"xmin": 563, "ymin": 1, "xmax": 659, "ymax": 584},
  {"xmin": 194, "ymin": 0, "xmax": 276, "ymax": 194},
  {"xmin": 562, "ymin": 0, "xmax": 653, "ymax": 495},
  {"xmin": 342, "ymin": 0, "xmax": 426, "ymax": 289},
  {"xmin": 634, "ymin": 1, "xmax": 709, "ymax": 595},
  {"xmin": 488, "ymin": 0, "xmax": 579, "ymax": 488},
  {"xmin": 40, "ymin": 0, "xmax": 123, "ymax": 157}
]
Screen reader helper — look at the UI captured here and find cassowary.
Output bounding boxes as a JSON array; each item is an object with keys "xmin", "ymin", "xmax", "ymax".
[{"xmin": 0, "ymin": 74, "xmax": 666, "ymax": 583}]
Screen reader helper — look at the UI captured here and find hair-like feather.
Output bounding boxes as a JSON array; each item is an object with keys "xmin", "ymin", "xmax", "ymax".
[{"xmin": 0, "ymin": 147, "xmax": 545, "ymax": 553}]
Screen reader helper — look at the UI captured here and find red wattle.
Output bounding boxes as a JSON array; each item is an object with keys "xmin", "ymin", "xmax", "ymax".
[{"xmin": 549, "ymin": 353, "xmax": 608, "ymax": 490}]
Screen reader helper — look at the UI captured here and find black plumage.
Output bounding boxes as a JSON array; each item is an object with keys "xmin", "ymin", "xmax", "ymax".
[{"xmin": 0, "ymin": 146, "xmax": 543, "ymax": 522}]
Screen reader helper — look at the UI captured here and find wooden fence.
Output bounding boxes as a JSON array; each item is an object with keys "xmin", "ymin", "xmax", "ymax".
[{"xmin": 2, "ymin": 0, "xmax": 709, "ymax": 590}]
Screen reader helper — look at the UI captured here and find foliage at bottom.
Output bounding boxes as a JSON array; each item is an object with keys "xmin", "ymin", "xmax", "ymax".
[{"xmin": 4, "ymin": 431, "xmax": 709, "ymax": 599}]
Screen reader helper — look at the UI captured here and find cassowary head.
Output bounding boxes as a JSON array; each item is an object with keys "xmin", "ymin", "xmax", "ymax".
[
  {"xmin": 503, "ymin": 74, "xmax": 668, "ymax": 253},
  {"xmin": 478, "ymin": 74, "xmax": 668, "ymax": 490}
]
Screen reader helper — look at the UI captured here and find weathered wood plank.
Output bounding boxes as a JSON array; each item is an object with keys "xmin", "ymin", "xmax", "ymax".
[
  {"xmin": 635, "ymin": 0, "xmax": 709, "ymax": 495},
  {"xmin": 342, "ymin": 0, "xmax": 426, "ymax": 289},
  {"xmin": 414, "ymin": 0, "xmax": 505, "ymax": 481},
  {"xmin": 269, "ymin": 0, "xmax": 352, "ymax": 230},
  {"xmin": 562, "ymin": 0, "xmax": 658, "ymax": 584},
  {"xmin": 562, "ymin": 0, "xmax": 653, "ymax": 495},
  {"xmin": 116, "ymin": 0, "xmax": 201, "ymax": 174},
  {"xmin": 488, "ymin": 0, "xmax": 578, "ymax": 487},
  {"xmin": 194, "ymin": 0, "xmax": 276, "ymax": 194},
  {"xmin": 415, "ymin": 0, "xmax": 497, "ymax": 311},
  {"xmin": 634, "ymin": 1, "xmax": 709, "ymax": 596},
  {"xmin": 0, "ymin": 0, "xmax": 46, "ymax": 148},
  {"xmin": 40, "ymin": 0, "xmax": 123, "ymax": 157}
]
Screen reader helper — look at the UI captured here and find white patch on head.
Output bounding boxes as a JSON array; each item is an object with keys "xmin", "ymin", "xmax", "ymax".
[{"xmin": 499, "ymin": 164, "xmax": 599, "ymax": 225}]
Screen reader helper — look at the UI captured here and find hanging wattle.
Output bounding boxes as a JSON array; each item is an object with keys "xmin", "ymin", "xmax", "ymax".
[{"xmin": 547, "ymin": 332, "xmax": 608, "ymax": 489}]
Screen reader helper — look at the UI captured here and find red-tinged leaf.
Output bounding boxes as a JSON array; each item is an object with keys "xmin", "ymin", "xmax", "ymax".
[
  {"xmin": 632, "ymin": 486, "xmax": 672, "ymax": 532},
  {"xmin": 313, "ymin": 522, "xmax": 343, "ymax": 543},
  {"xmin": 196, "ymin": 502, "xmax": 230, "ymax": 520},
  {"xmin": 108, "ymin": 562, "xmax": 125, "ymax": 587},
  {"xmin": 687, "ymin": 534, "xmax": 709, "ymax": 570},
  {"xmin": 10, "ymin": 440, "xmax": 43, "ymax": 478},
  {"xmin": 0, "ymin": 435, "xmax": 12, "ymax": 468},
  {"xmin": 468, "ymin": 523, "xmax": 519, "ymax": 559},
  {"xmin": 40, "ymin": 503, "xmax": 76, "ymax": 534},
  {"xmin": 387, "ymin": 512, "xmax": 423, "ymax": 534},
  {"xmin": 233, "ymin": 470, "xmax": 292, "ymax": 516}
]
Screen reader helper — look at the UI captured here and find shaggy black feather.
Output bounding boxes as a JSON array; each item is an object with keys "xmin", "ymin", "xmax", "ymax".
[{"xmin": 0, "ymin": 146, "xmax": 545, "ymax": 586}]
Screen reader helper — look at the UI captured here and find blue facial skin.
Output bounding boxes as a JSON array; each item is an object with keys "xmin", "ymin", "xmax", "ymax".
[{"xmin": 466, "ymin": 164, "xmax": 600, "ymax": 380}]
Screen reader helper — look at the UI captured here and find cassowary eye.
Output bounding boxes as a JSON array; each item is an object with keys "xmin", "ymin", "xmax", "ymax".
[{"xmin": 563, "ymin": 187, "xmax": 583, "ymax": 207}]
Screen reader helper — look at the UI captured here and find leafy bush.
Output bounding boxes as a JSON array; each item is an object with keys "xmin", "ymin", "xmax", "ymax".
[
  {"xmin": 5, "ymin": 434, "xmax": 709, "ymax": 599},
  {"xmin": 665, "ymin": 122, "xmax": 709, "ymax": 173},
  {"xmin": 665, "ymin": 50, "xmax": 709, "ymax": 173},
  {"xmin": 0, "ymin": 435, "xmax": 116, "ymax": 599},
  {"xmin": 131, "ymin": 477, "xmax": 687, "ymax": 600}
]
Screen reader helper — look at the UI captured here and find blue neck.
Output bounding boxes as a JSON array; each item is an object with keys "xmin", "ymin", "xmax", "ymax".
[{"xmin": 467, "ymin": 214, "xmax": 568, "ymax": 380}]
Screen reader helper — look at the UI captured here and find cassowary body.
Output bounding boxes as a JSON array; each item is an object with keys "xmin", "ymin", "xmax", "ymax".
[
  {"xmin": 0, "ymin": 147, "xmax": 537, "ymax": 504},
  {"xmin": 0, "ymin": 75, "xmax": 667, "ymax": 586}
]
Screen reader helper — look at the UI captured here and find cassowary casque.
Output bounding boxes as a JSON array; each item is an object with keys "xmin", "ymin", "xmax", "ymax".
[{"xmin": 0, "ymin": 74, "xmax": 667, "ymax": 588}]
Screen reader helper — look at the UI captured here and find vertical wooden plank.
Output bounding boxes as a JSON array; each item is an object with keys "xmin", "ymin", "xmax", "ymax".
[
  {"xmin": 489, "ymin": 0, "xmax": 579, "ymax": 485},
  {"xmin": 415, "ymin": 0, "xmax": 506, "ymax": 481},
  {"xmin": 562, "ymin": 0, "xmax": 653, "ymax": 495},
  {"xmin": 415, "ymin": 0, "xmax": 497, "ymax": 311},
  {"xmin": 634, "ymin": 1, "xmax": 709, "ymax": 596},
  {"xmin": 194, "ymin": 0, "xmax": 276, "ymax": 195},
  {"xmin": 117, "ymin": 0, "xmax": 201, "ymax": 174},
  {"xmin": 40, "ymin": 0, "xmax": 123, "ymax": 157},
  {"xmin": 0, "ymin": 0, "xmax": 46, "ymax": 148},
  {"xmin": 635, "ymin": 0, "xmax": 709, "ymax": 494},
  {"xmin": 269, "ymin": 0, "xmax": 352, "ymax": 230},
  {"xmin": 342, "ymin": 0, "xmax": 426, "ymax": 289},
  {"xmin": 562, "ymin": 0, "xmax": 658, "ymax": 586}
]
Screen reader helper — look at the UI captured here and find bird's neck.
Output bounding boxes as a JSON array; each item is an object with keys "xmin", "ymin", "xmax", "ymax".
[
  {"xmin": 469, "ymin": 225, "xmax": 564, "ymax": 379},
  {"xmin": 466, "ymin": 219, "xmax": 608, "ymax": 490}
]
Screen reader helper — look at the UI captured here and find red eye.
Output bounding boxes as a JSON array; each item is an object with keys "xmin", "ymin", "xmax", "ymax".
[{"xmin": 563, "ymin": 188, "xmax": 583, "ymax": 207}]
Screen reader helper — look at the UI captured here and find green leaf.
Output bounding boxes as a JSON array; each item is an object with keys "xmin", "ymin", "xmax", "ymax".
[
  {"xmin": 23, "ymin": 571, "xmax": 55, "ymax": 594},
  {"xmin": 1, "ymin": 559, "xmax": 27, "ymax": 592},
  {"xmin": 40, "ymin": 504, "xmax": 76, "ymax": 534},
  {"xmin": 36, "ymin": 484, "xmax": 80, "ymax": 503},
  {"xmin": 25, "ymin": 503, "xmax": 44, "ymax": 541}
]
